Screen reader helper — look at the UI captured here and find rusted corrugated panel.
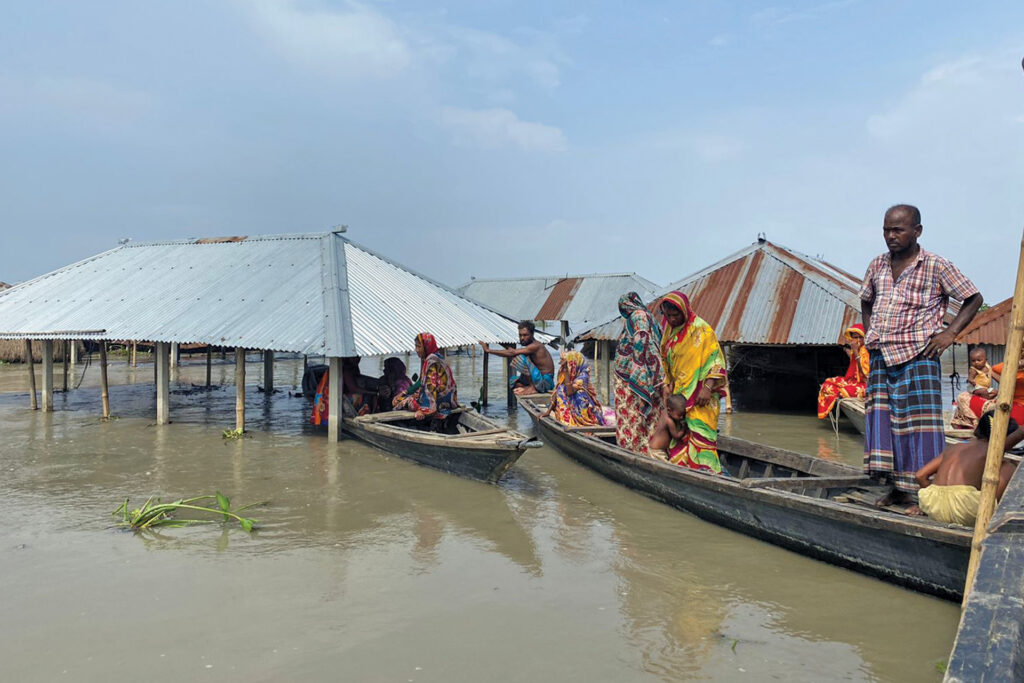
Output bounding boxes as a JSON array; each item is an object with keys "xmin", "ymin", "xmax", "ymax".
[
  {"xmin": 958, "ymin": 297, "xmax": 1011, "ymax": 345},
  {"xmin": 195, "ymin": 235, "xmax": 248, "ymax": 244},
  {"xmin": 690, "ymin": 258, "xmax": 746, "ymax": 330},
  {"xmin": 768, "ymin": 267, "xmax": 804, "ymax": 343},
  {"xmin": 718, "ymin": 251, "xmax": 764, "ymax": 341},
  {"xmin": 536, "ymin": 278, "xmax": 583, "ymax": 320}
]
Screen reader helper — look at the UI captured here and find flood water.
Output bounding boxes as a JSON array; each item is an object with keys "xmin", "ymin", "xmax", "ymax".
[{"xmin": 0, "ymin": 352, "xmax": 958, "ymax": 681}]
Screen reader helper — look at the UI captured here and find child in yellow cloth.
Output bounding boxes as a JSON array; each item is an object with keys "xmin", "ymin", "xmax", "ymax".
[
  {"xmin": 967, "ymin": 347, "xmax": 992, "ymax": 390},
  {"xmin": 913, "ymin": 412, "xmax": 1023, "ymax": 525}
]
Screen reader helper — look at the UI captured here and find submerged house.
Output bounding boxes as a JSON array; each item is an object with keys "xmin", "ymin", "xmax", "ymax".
[
  {"xmin": 577, "ymin": 238, "xmax": 864, "ymax": 410},
  {"xmin": 457, "ymin": 272, "xmax": 659, "ymax": 344},
  {"xmin": 0, "ymin": 231, "xmax": 526, "ymax": 440},
  {"xmin": 957, "ymin": 296, "xmax": 1012, "ymax": 367}
]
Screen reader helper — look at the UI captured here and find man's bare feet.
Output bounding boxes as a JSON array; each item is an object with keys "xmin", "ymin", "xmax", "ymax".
[
  {"xmin": 513, "ymin": 385, "xmax": 537, "ymax": 396},
  {"xmin": 875, "ymin": 488, "xmax": 915, "ymax": 508}
]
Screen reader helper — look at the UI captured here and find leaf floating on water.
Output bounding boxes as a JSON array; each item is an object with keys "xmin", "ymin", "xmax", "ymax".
[{"xmin": 112, "ymin": 493, "xmax": 264, "ymax": 533}]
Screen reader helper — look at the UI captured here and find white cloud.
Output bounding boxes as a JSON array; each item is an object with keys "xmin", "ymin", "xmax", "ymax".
[
  {"xmin": 446, "ymin": 25, "xmax": 564, "ymax": 91},
  {"xmin": 438, "ymin": 106, "xmax": 566, "ymax": 152},
  {"xmin": 243, "ymin": 0, "xmax": 411, "ymax": 78}
]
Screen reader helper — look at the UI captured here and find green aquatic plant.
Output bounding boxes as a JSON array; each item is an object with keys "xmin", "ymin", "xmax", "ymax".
[
  {"xmin": 935, "ymin": 660, "xmax": 948, "ymax": 674},
  {"xmin": 113, "ymin": 492, "xmax": 261, "ymax": 532},
  {"xmin": 222, "ymin": 428, "xmax": 245, "ymax": 440}
]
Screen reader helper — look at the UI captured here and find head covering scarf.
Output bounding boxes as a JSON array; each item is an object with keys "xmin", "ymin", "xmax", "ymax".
[
  {"xmin": 614, "ymin": 292, "xmax": 665, "ymax": 417},
  {"xmin": 395, "ymin": 333, "xmax": 458, "ymax": 418},
  {"xmin": 844, "ymin": 323, "xmax": 866, "ymax": 342},
  {"xmin": 659, "ymin": 291, "xmax": 696, "ymax": 347},
  {"xmin": 382, "ymin": 357, "xmax": 412, "ymax": 396}
]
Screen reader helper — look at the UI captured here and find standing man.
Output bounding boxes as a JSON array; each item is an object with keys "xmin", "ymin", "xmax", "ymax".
[
  {"xmin": 480, "ymin": 321, "xmax": 555, "ymax": 395},
  {"xmin": 861, "ymin": 204, "xmax": 983, "ymax": 508}
]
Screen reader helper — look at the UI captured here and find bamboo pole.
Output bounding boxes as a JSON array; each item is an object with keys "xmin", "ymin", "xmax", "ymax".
[
  {"xmin": 235, "ymin": 348, "xmax": 246, "ymax": 433},
  {"xmin": 206, "ymin": 346, "xmax": 212, "ymax": 388},
  {"xmin": 131, "ymin": 341, "xmax": 137, "ymax": 367},
  {"xmin": 25, "ymin": 340, "xmax": 37, "ymax": 410},
  {"xmin": 61, "ymin": 341, "xmax": 68, "ymax": 392},
  {"xmin": 99, "ymin": 342, "xmax": 110, "ymax": 418},
  {"xmin": 327, "ymin": 356, "xmax": 341, "ymax": 442},
  {"xmin": 263, "ymin": 350, "xmax": 274, "ymax": 394},
  {"xmin": 155, "ymin": 342, "xmax": 170, "ymax": 425},
  {"xmin": 962, "ymin": 226, "xmax": 1024, "ymax": 606}
]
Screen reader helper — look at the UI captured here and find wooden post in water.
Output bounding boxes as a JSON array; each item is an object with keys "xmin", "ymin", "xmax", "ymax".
[
  {"xmin": 42, "ymin": 340, "xmax": 54, "ymax": 412},
  {"xmin": 235, "ymin": 348, "xmax": 246, "ymax": 433},
  {"xmin": 506, "ymin": 356, "xmax": 517, "ymax": 409},
  {"xmin": 482, "ymin": 348, "xmax": 489, "ymax": 407},
  {"xmin": 24, "ymin": 340, "xmax": 37, "ymax": 410},
  {"xmin": 328, "ymin": 356, "xmax": 341, "ymax": 442},
  {"xmin": 70, "ymin": 339, "xmax": 78, "ymax": 365},
  {"xmin": 170, "ymin": 342, "xmax": 179, "ymax": 368},
  {"xmin": 593, "ymin": 340, "xmax": 600, "ymax": 398},
  {"xmin": 61, "ymin": 341, "xmax": 68, "ymax": 392},
  {"xmin": 205, "ymin": 346, "xmax": 212, "ymax": 388},
  {"xmin": 155, "ymin": 342, "xmax": 170, "ymax": 425},
  {"xmin": 99, "ymin": 342, "xmax": 110, "ymax": 419},
  {"xmin": 263, "ymin": 350, "xmax": 274, "ymax": 394},
  {"xmin": 131, "ymin": 341, "xmax": 137, "ymax": 367},
  {"xmin": 962, "ymin": 226, "xmax": 1024, "ymax": 606},
  {"xmin": 601, "ymin": 339, "xmax": 612, "ymax": 404}
]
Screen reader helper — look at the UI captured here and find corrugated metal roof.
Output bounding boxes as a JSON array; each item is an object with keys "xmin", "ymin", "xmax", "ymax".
[
  {"xmin": 0, "ymin": 232, "xmax": 529, "ymax": 356},
  {"xmin": 457, "ymin": 273, "xmax": 660, "ymax": 326},
  {"xmin": 578, "ymin": 239, "xmax": 864, "ymax": 345},
  {"xmin": 958, "ymin": 297, "xmax": 1011, "ymax": 345}
]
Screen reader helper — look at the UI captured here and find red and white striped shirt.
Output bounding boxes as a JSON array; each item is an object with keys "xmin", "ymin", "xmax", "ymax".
[{"xmin": 859, "ymin": 248, "xmax": 978, "ymax": 366}]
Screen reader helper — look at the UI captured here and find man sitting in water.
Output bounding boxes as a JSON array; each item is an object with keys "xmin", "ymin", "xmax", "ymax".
[
  {"xmin": 479, "ymin": 321, "xmax": 555, "ymax": 395},
  {"xmin": 913, "ymin": 412, "xmax": 1024, "ymax": 525}
]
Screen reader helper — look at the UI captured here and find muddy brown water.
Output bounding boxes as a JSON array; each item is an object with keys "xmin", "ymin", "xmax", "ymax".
[{"xmin": 0, "ymin": 353, "xmax": 957, "ymax": 681}]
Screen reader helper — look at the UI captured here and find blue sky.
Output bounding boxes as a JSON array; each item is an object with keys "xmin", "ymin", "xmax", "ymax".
[{"xmin": 2, "ymin": 1, "xmax": 1023, "ymax": 302}]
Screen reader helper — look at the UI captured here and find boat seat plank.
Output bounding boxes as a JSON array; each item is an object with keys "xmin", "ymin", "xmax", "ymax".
[
  {"xmin": 445, "ymin": 428, "xmax": 507, "ymax": 440},
  {"xmin": 741, "ymin": 475, "xmax": 879, "ymax": 490}
]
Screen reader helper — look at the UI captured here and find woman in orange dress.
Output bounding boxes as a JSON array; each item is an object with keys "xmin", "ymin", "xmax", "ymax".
[{"xmin": 817, "ymin": 324, "xmax": 869, "ymax": 419}]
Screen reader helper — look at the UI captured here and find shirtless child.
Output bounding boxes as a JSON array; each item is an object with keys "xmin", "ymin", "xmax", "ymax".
[
  {"xmin": 480, "ymin": 321, "xmax": 555, "ymax": 395},
  {"xmin": 913, "ymin": 412, "xmax": 1024, "ymax": 525},
  {"xmin": 647, "ymin": 395, "xmax": 688, "ymax": 462}
]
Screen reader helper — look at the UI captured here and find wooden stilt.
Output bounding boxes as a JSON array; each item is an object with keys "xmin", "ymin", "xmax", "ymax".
[
  {"xmin": 99, "ymin": 342, "xmax": 110, "ymax": 419},
  {"xmin": 205, "ymin": 346, "xmax": 212, "ymax": 388},
  {"xmin": 131, "ymin": 341, "xmax": 137, "ymax": 367},
  {"xmin": 263, "ymin": 350, "xmax": 274, "ymax": 394},
  {"xmin": 482, "ymin": 349, "xmax": 490, "ymax": 407},
  {"xmin": 601, "ymin": 339, "xmax": 612, "ymax": 404},
  {"xmin": 170, "ymin": 342, "xmax": 179, "ymax": 368},
  {"xmin": 156, "ymin": 342, "xmax": 170, "ymax": 425},
  {"xmin": 328, "ymin": 356, "xmax": 341, "ymax": 442},
  {"xmin": 70, "ymin": 340, "xmax": 78, "ymax": 365},
  {"xmin": 506, "ymin": 356, "xmax": 517, "ymax": 410},
  {"xmin": 25, "ymin": 340, "xmax": 37, "ymax": 410},
  {"xmin": 61, "ymin": 342, "xmax": 68, "ymax": 392},
  {"xmin": 593, "ymin": 340, "xmax": 600, "ymax": 398},
  {"xmin": 42, "ymin": 340, "xmax": 54, "ymax": 412},
  {"xmin": 963, "ymin": 226, "xmax": 1024, "ymax": 605},
  {"xmin": 235, "ymin": 348, "xmax": 246, "ymax": 432}
]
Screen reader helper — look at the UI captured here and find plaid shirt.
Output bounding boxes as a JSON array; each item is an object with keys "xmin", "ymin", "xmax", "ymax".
[{"xmin": 859, "ymin": 248, "xmax": 978, "ymax": 366}]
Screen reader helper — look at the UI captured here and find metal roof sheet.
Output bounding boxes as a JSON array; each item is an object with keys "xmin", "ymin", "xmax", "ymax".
[
  {"xmin": 0, "ymin": 232, "xmax": 528, "ymax": 356},
  {"xmin": 457, "ymin": 273, "xmax": 659, "ymax": 326},
  {"xmin": 578, "ymin": 239, "xmax": 865, "ymax": 345},
  {"xmin": 958, "ymin": 297, "xmax": 1011, "ymax": 345}
]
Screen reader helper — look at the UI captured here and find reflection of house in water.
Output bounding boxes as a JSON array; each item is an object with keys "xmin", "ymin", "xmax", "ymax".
[
  {"xmin": 957, "ymin": 296, "xmax": 1011, "ymax": 367},
  {"xmin": 578, "ymin": 238, "xmax": 865, "ymax": 410}
]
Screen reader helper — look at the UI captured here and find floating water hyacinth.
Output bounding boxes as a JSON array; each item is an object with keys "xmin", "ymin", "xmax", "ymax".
[{"xmin": 113, "ymin": 492, "xmax": 261, "ymax": 533}]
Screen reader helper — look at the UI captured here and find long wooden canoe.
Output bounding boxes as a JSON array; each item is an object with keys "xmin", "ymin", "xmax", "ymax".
[
  {"xmin": 520, "ymin": 395, "xmax": 972, "ymax": 600},
  {"xmin": 343, "ymin": 409, "xmax": 541, "ymax": 483}
]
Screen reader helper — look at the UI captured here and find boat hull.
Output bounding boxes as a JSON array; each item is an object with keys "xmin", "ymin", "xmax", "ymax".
[{"xmin": 524, "ymin": 399, "xmax": 970, "ymax": 600}]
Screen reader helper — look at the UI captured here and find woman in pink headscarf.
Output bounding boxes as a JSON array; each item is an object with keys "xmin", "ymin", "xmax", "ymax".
[{"xmin": 393, "ymin": 333, "xmax": 459, "ymax": 420}]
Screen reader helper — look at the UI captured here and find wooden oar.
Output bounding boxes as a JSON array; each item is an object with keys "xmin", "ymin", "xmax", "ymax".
[{"xmin": 962, "ymin": 223, "xmax": 1024, "ymax": 607}]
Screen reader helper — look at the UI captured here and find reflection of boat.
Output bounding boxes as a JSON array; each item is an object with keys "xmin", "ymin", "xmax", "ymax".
[
  {"xmin": 343, "ymin": 409, "xmax": 541, "ymax": 483},
  {"xmin": 839, "ymin": 396, "xmax": 974, "ymax": 444},
  {"xmin": 520, "ymin": 394, "xmax": 971, "ymax": 600}
]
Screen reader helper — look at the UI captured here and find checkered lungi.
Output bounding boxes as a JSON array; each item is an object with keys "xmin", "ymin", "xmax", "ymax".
[{"xmin": 864, "ymin": 351, "xmax": 945, "ymax": 494}]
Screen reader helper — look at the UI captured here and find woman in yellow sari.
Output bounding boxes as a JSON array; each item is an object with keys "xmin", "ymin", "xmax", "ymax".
[{"xmin": 659, "ymin": 291, "xmax": 727, "ymax": 473}]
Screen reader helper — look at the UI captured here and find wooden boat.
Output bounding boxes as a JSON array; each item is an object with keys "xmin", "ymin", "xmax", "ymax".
[
  {"xmin": 520, "ymin": 394, "xmax": 972, "ymax": 600},
  {"xmin": 838, "ymin": 396, "xmax": 974, "ymax": 444},
  {"xmin": 343, "ymin": 408, "xmax": 540, "ymax": 483}
]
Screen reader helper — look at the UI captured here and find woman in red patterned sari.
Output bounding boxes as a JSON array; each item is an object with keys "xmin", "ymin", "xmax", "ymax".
[
  {"xmin": 613, "ymin": 292, "xmax": 665, "ymax": 456},
  {"xmin": 817, "ymin": 324, "xmax": 869, "ymax": 419}
]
